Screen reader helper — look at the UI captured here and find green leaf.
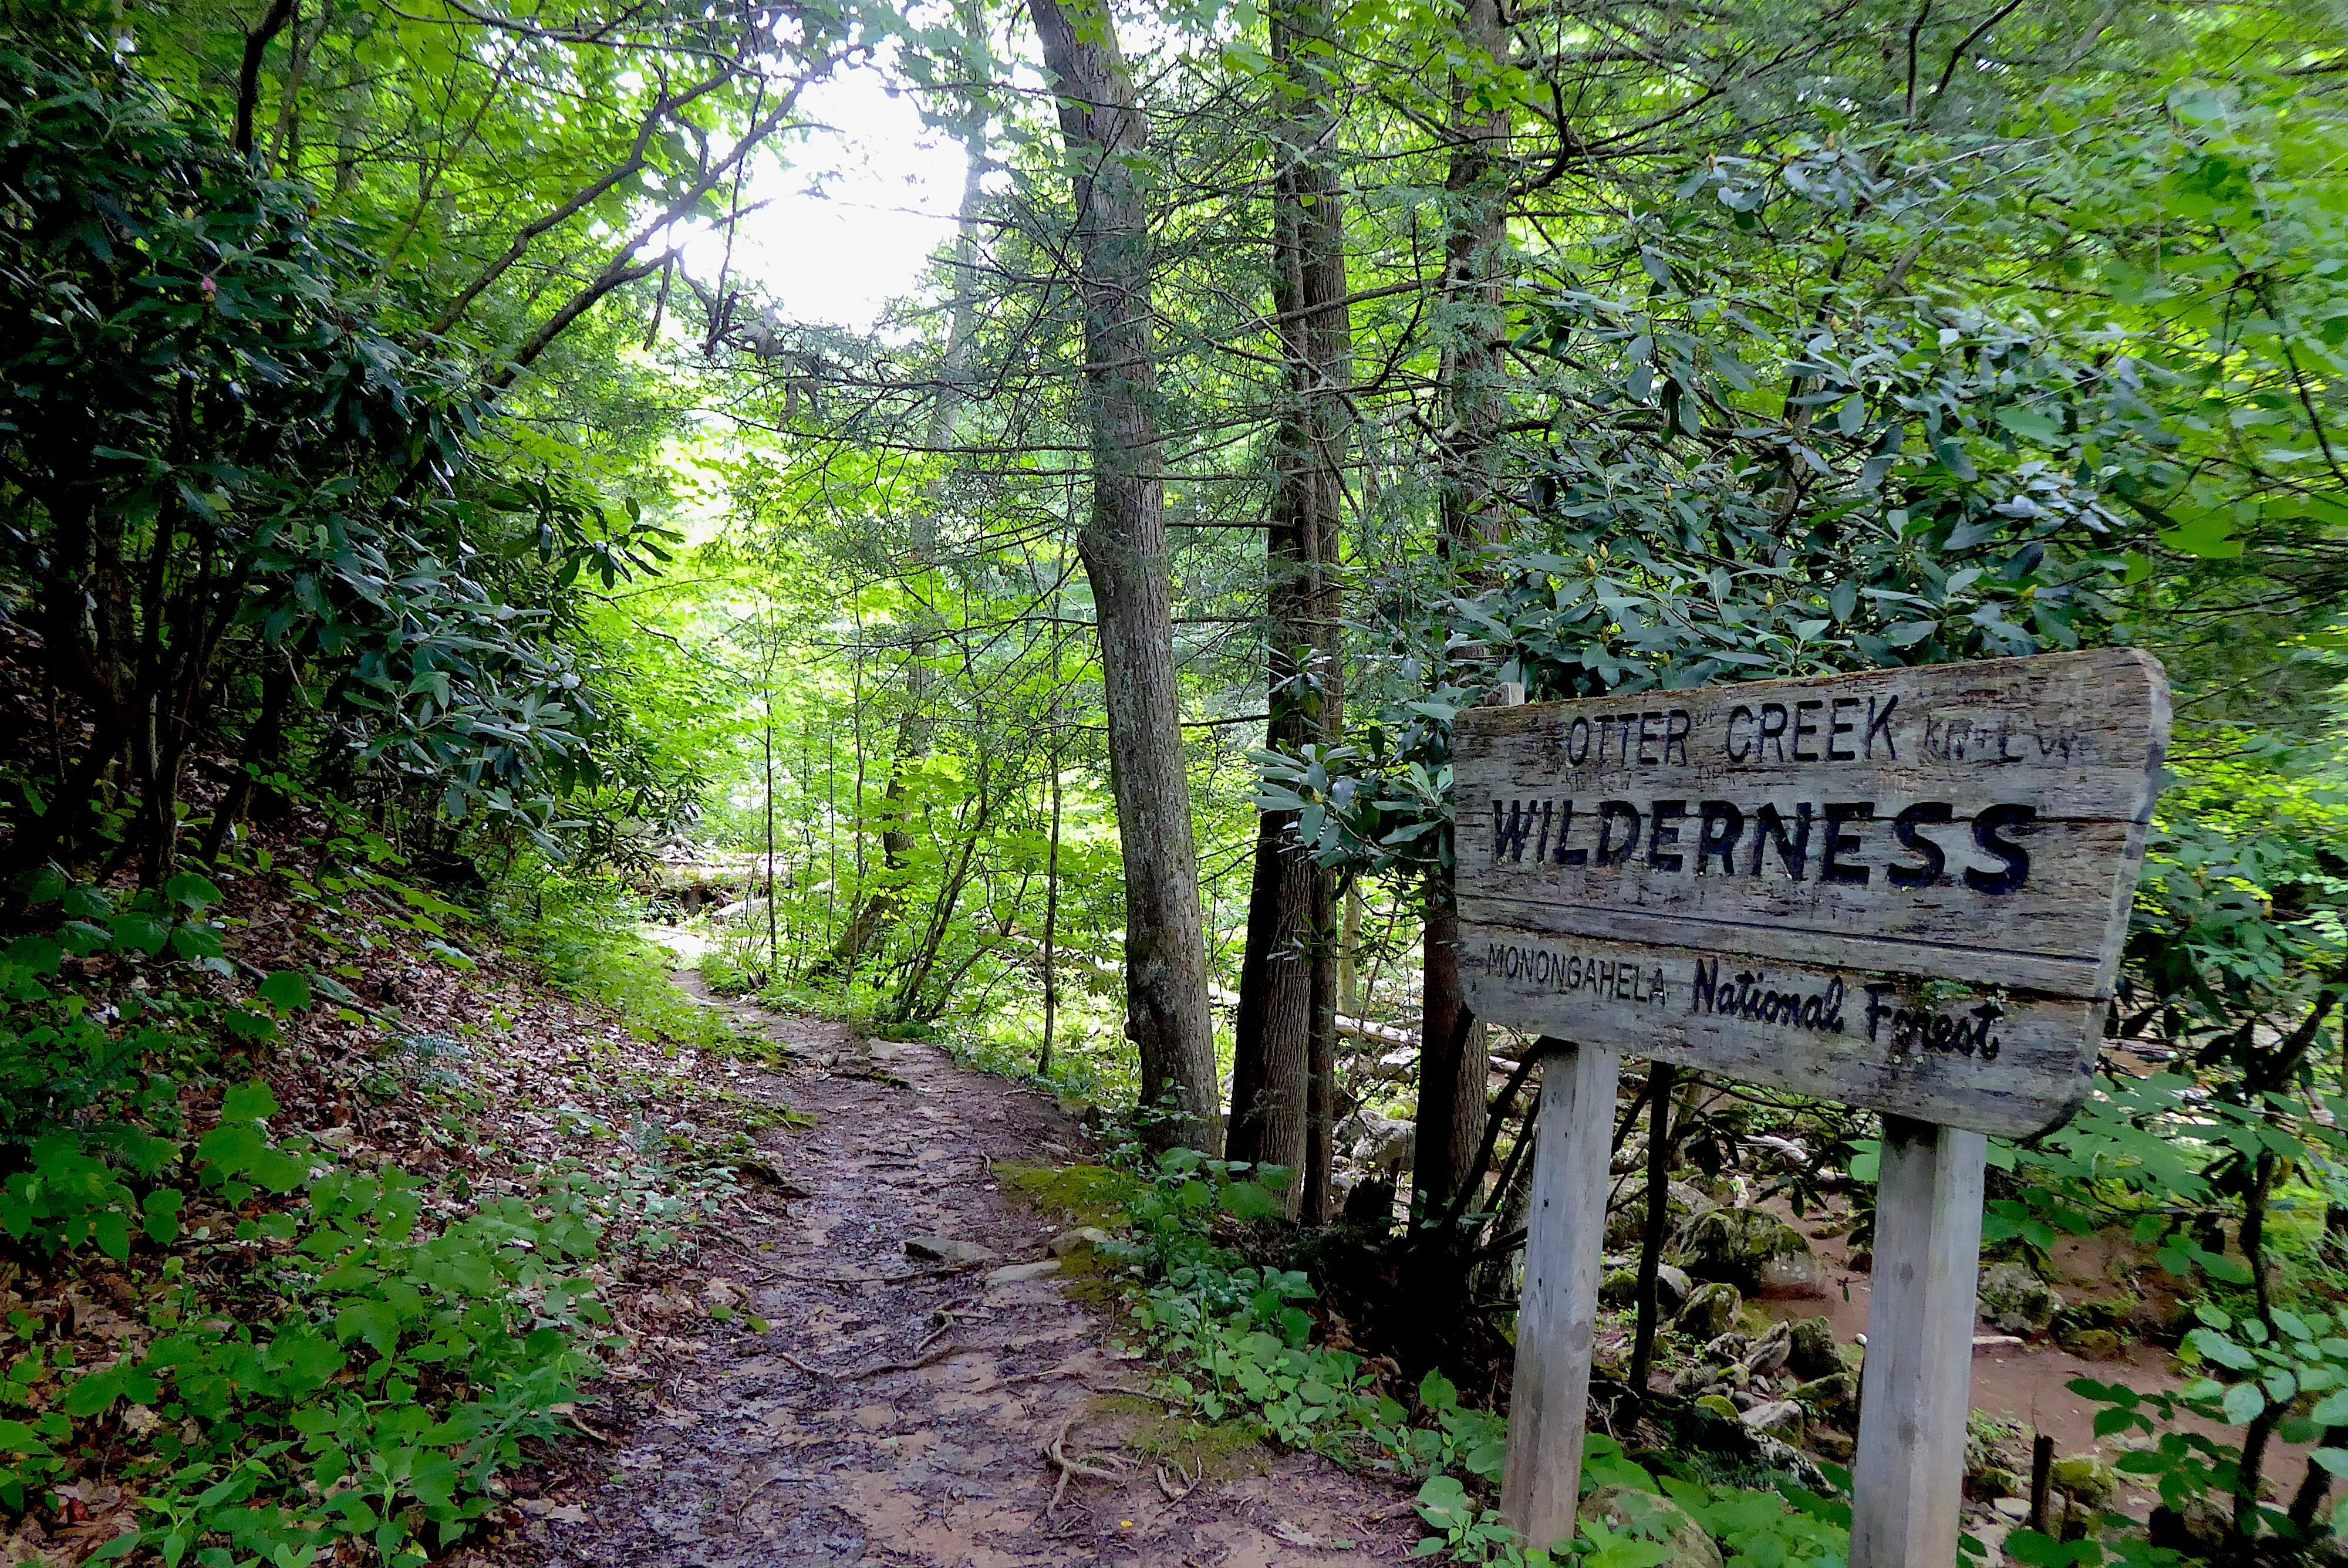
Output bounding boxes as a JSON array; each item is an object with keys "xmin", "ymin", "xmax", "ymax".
[
  {"xmin": 2160, "ymin": 509, "xmax": 2245, "ymax": 559},
  {"xmin": 258, "ymin": 971, "xmax": 312, "ymax": 1012},
  {"xmin": 2222, "ymin": 1380, "xmax": 2266, "ymax": 1425},
  {"xmin": 162, "ymin": 873, "xmax": 223, "ymax": 910},
  {"xmin": 90, "ymin": 1209, "xmax": 130, "ymax": 1262},
  {"xmin": 220, "ymin": 1081, "xmax": 280, "ymax": 1124},
  {"xmin": 1995, "ymin": 405, "xmax": 2062, "ymax": 442},
  {"xmin": 1220, "ymin": 1181, "xmax": 1284, "ymax": 1221},
  {"xmin": 2188, "ymin": 1329, "xmax": 2260, "ymax": 1371}
]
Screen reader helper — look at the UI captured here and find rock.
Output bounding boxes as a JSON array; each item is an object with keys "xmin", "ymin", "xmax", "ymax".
[
  {"xmin": 904, "ymin": 1235, "xmax": 997, "ymax": 1267},
  {"xmin": 1742, "ymin": 1320, "xmax": 1793, "ymax": 1377},
  {"xmin": 1755, "ymin": 1249, "xmax": 1830, "ymax": 1299},
  {"xmin": 1672, "ymin": 1209, "xmax": 1816, "ymax": 1292},
  {"xmin": 1675, "ymin": 1282, "xmax": 1743, "ymax": 1340},
  {"xmin": 1694, "ymin": 1394, "xmax": 1742, "ymax": 1423},
  {"xmin": 1699, "ymin": 1332, "xmax": 1749, "ymax": 1367},
  {"xmin": 1577, "ymin": 1486, "xmax": 1724, "ymax": 1568},
  {"xmin": 1971, "ymin": 1466, "xmax": 2019, "ymax": 1501},
  {"xmin": 986, "ymin": 1260, "xmax": 1061, "ymax": 1284},
  {"xmin": 1977, "ymin": 1261, "xmax": 2063, "ymax": 1334},
  {"xmin": 1604, "ymin": 1181, "xmax": 1719, "ymax": 1251},
  {"xmin": 2057, "ymin": 1327, "xmax": 2123, "ymax": 1361},
  {"xmin": 1787, "ymin": 1316, "xmax": 1839, "ymax": 1380},
  {"xmin": 1600, "ymin": 1262, "xmax": 1696, "ymax": 1310},
  {"xmin": 2050, "ymin": 1455, "xmax": 2117, "ymax": 1507},
  {"xmin": 1047, "ymin": 1226, "xmax": 1114, "ymax": 1258},
  {"xmin": 1742, "ymin": 1399, "xmax": 1803, "ymax": 1435},
  {"xmin": 1657, "ymin": 1263, "xmax": 1692, "ymax": 1310},
  {"xmin": 1789, "ymin": 1372, "xmax": 1857, "ymax": 1427},
  {"xmin": 1350, "ymin": 1117, "xmax": 1415, "ymax": 1177},
  {"xmin": 1992, "ymin": 1497, "xmax": 2031, "ymax": 1522}
]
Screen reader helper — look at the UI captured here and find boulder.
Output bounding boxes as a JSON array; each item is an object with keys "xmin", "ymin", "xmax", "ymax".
[
  {"xmin": 1350, "ymin": 1117, "xmax": 1415, "ymax": 1177},
  {"xmin": 1971, "ymin": 1466, "xmax": 2019, "ymax": 1501},
  {"xmin": 2051, "ymin": 1455, "xmax": 2117, "ymax": 1508},
  {"xmin": 904, "ymin": 1235, "xmax": 997, "ymax": 1267},
  {"xmin": 1694, "ymin": 1394, "xmax": 1741, "ymax": 1422},
  {"xmin": 1756, "ymin": 1249, "xmax": 1830, "ymax": 1299},
  {"xmin": 2056, "ymin": 1327, "xmax": 2123, "ymax": 1361},
  {"xmin": 1047, "ymin": 1226, "xmax": 1114, "ymax": 1258},
  {"xmin": 1657, "ymin": 1263, "xmax": 1693, "ymax": 1310},
  {"xmin": 1789, "ymin": 1371, "xmax": 1857, "ymax": 1428},
  {"xmin": 1600, "ymin": 1262, "xmax": 1695, "ymax": 1310},
  {"xmin": 985, "ymin": 1260, "xmax": 1061, "ymax": 1284},
  {"xmin": 1977, "ymin": 1261, "xmax": 2063, "ymax": 1334},
  {"xmin": 1605, "ymin": 1181, "xmax": 1719, "ymax": 1251},
  {"xmin": 1672, "ymin": 1209, "xmax": 1816, "ymax": 1292},
  {"xmin": 1787, "ymin": 1316, "xmax": 1840, "ymax": 1380},
  {"xmin": 1675, "ymin": 1282, "xmax": 1742, "ymax": 1340},
  {"xmin": 1742, "ymin": 1320, "xmax": 1793, "ymax": 1378},
  {"xmin": 1741, "ymin": 1399, "xmax": 1803, "ymax": 1435},
  {"xmin": 1577, "ymin": 1486, "xmax": 1723, "ymax": 1568}
]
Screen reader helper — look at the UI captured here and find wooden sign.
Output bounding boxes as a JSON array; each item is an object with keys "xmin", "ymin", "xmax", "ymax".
[
  {"xmin": 1467, "ymin": 650, "xmax": 2171, "ymax": 1568},
  {"xmin": 1454, "ymin": 648, "xmax": 2170, "ymax": 1138}
]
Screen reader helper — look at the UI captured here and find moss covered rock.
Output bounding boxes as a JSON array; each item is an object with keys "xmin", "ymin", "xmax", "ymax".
[
  {"xmin": 1578, "ymin": 1485, "xmax": 1725, "ymax": 1568},
  {"xmin": 1671, "ymin": 1209, "xmax": 1815, "ymax": 1291},
  {"xmin": 1675, "ymin": 1281, "xmax": 1743, "ymax": 1340},
  {"xmin": 1787, "ymin": 1316, "xmax": 1840, "ymax": 1380}
]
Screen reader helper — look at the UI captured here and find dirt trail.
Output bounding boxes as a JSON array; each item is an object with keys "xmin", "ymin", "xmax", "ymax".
[{"xmin": 484, "ymin": 982, "xmax": 1420, "ymax": 1568}]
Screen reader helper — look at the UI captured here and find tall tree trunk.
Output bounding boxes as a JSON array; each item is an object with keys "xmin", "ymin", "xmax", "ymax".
[
  {"xmin": 1231, "ymin": 0, "xmax": 1354, "ymax": 1208},
  {"xmin": 1415, "ymin": 0, "xmax": 1512, "ymax": 1219},
  {"xmin": 1027, "ymin": 0, "xmax": 1220, "ymax": 1154}
]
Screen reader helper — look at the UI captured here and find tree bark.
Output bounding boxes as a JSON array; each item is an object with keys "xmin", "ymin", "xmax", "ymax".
[
  {"xmin": 1628, "ymin": 1062, "xmax": 1677, "ymax": 1397},
  {"xmin": 1415, "ymin": 0, "xmax": 1512, "ymax": 1219},
  {"xmin": 1027, "ymin": 0, "xmax": 1220, "ymax": 1154},
  {"xmin": 1230, "ymin": 0, "xmax": 1354, "ymax": 1205},
  {"xmin": 1414, "ymin": 888, "xmax": 1486, "ymax": 1215}
]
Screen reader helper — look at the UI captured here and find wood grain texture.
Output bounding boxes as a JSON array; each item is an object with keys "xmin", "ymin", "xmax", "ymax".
[
  {"xmin": 1454, "ymin": 649, "xmax": 2168, "ymax": 989},
  {"xmin": 1455, "ymin": 650, "xmax": 2168, "ymax": 1130},
  {"xmin": 1850, "ymin": 1117, "xmax": 1988, "ymax": 1568},
  {"xmin": 1499, "ymin": 1039, "xmax": 1620, "ymax": 1551},
  {"xmin": 1458, "ymin": 929, "xmax": 2103, "ymax": 1136}
]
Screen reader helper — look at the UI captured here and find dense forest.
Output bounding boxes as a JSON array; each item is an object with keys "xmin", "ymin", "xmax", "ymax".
[{"xmin": 2, "ymin": 0, "xmax": 2347, "ymax": 1560}]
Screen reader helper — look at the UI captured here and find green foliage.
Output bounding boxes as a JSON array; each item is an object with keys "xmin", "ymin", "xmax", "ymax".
[
  {"xmin": 0, "ymin": 1090, "xmax": 614, "ymax": 1567},
  {"xmin": 494, "ymin": 872, "xmax": 747, "ymax": 1055}
]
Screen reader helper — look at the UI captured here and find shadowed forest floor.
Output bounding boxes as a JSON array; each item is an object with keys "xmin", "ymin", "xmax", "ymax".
[{"xmin": 456, "ymin": 976, "xmax": 1421, "ymax": 1568}]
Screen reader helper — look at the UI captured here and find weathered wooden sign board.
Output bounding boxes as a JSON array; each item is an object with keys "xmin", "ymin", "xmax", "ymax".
[{"xmin": 1456, "ymin": 649, "xmax": 2170, "ymax": 1566}]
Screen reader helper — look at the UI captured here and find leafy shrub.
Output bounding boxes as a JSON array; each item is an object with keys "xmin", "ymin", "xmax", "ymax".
[{"xmin": 9, "ymin": 1113, "xmax": 616, "ymax": 1567}]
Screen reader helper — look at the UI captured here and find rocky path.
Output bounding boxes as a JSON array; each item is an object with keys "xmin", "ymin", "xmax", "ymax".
[{"xmin": 483, "ymin": 984, "xmax": 1421, "ymax": 1568}]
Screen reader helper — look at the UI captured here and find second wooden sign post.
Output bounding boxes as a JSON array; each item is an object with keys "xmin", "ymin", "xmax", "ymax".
[{"xmin": 1452, "ymin": 649, "xmax": 2170, "ymax": 1565}]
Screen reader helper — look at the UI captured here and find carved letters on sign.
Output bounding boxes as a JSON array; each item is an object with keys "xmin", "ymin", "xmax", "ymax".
[{"xmin": 1453, "ymin": 649, "xmax": 2171, "ymax": 1136}]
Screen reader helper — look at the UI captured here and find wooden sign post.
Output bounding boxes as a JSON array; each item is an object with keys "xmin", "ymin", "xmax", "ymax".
[{"xmin": 1453, "ymin": 649, "xmax": 2170, "ymax": 1565}]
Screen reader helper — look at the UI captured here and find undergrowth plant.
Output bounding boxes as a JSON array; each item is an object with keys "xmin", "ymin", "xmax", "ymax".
[{"xmin": 1095, "ymin": 1145, "xmax": 1867, "ymax": 1566}]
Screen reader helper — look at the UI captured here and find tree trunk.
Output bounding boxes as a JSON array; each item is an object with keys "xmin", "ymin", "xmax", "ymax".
[
  {"xmin": 1415, "ymin": 0, "xmax": 1512, "ymax": 1219},
  {"xmin": 1414, "ymin": 884, "xmax": 1486, "ymax": 1216},
  {"xmin": 1027, "ymin": 0, "xmax": 1220, "ymax": 1154},
  {"xmin": 1231, "ymin": 0, "xmax": 1354, "ymax": 1206},
  {"xmin": 1628, "ymin": 1062, "xmax": 1677, "ymax": 1397}
]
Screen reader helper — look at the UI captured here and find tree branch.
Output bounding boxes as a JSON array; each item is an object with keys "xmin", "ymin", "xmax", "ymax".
[{"xmin": 235, "ymin": 0, "xmax": 300, "ymax": 156}]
